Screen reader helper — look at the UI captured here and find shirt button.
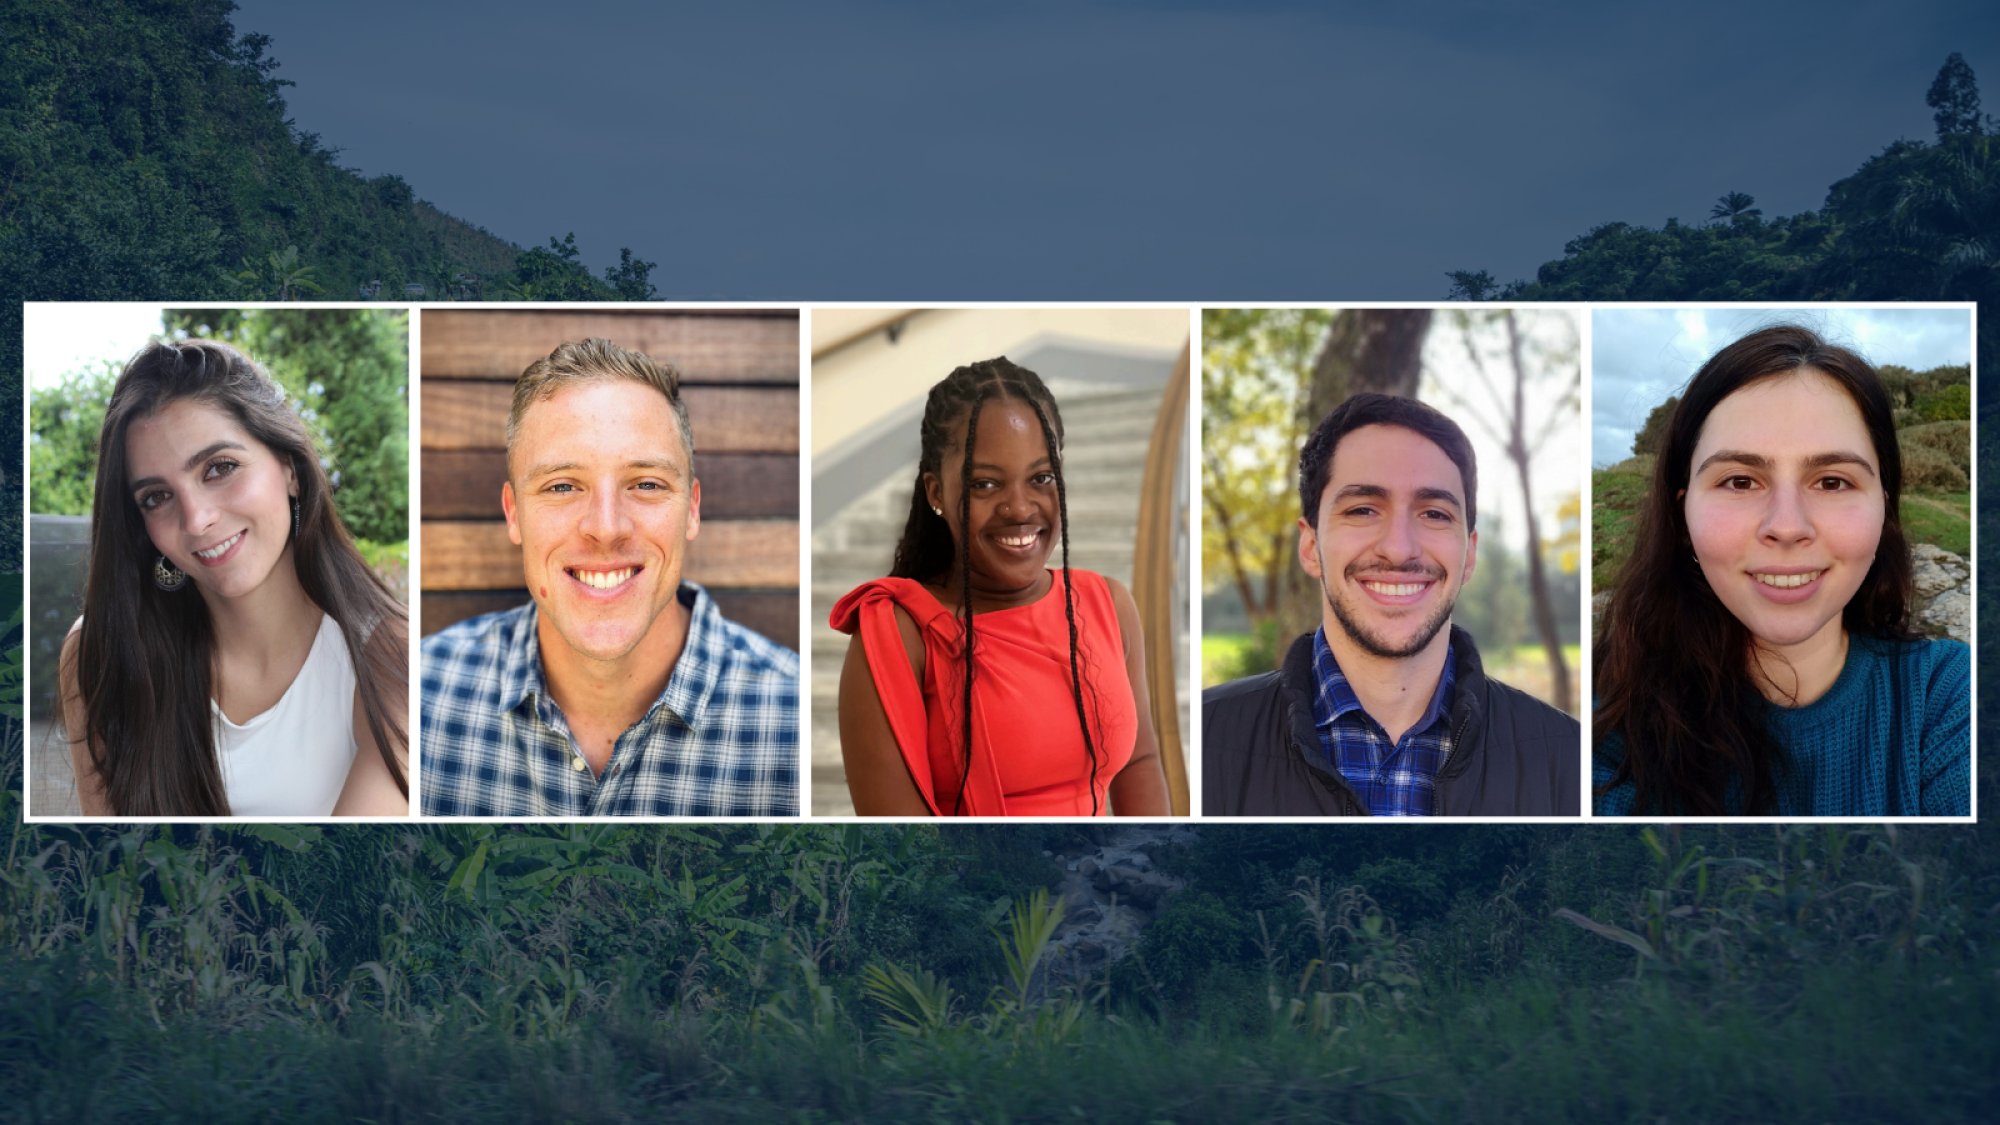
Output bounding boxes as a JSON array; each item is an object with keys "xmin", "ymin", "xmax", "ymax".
[{"xmin": 572, "ymin": 757, "xmax": 587, "ymax": 771}]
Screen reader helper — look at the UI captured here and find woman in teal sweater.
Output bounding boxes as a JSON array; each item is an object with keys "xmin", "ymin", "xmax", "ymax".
[{"xmin": 1593, "ymin": 326, "xmax": 1969, "ymax": 817}]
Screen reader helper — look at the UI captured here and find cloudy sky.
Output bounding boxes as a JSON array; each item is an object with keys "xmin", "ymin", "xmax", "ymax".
[
  {"xmin": 1590, "ymin": 307, "xmax": 1975, "ymax": 465},
  {"xmin": 228, "ymin": 0, "xmax": 1992, "ymax": 299}
]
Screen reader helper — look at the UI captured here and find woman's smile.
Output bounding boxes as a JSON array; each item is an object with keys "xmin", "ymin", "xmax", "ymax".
[
  {"xmin": 925, "ymin": 398, "xmax": 1063, "ymax": 607},
  {"xmin": 192, "ymin": 529, "xmax": 247, "ymax": 565}
]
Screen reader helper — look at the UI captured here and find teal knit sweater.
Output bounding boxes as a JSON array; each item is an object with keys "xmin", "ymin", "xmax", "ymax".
[{"xmin": 1594, "ymin": 634, "xmax": 1971, "ymax": 817}]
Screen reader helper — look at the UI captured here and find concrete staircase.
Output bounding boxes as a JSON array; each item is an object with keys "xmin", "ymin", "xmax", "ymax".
[{"xmin": 810, "ymin": 384, "xmax": 1180, "ymax": 815}]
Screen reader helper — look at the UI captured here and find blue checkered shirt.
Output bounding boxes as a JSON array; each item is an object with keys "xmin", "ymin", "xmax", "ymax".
[
  {"xmin": 421, "ymin": 583, "xmax": 799, "ymax": 816},
  {"xmin": 1310, "ymin": 628, "xmax": 1456, "ymax": 817}
]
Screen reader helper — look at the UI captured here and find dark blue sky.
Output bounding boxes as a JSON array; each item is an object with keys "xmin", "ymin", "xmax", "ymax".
[{"xmin": 232, "ymin": 0, "xmax": 1994, "ymax": 299}]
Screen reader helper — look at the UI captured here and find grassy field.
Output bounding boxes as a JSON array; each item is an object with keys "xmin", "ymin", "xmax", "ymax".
[
  {"xmin": 1590, "ymin": 469, "xmax": 1649, "ymax": 590},
  {"xmin": 5, "ymin": 819, "xmax": 1996, "ymax": 1124},
  {"xmin": 1203, "ymin": 632, "xmax": 1257, "ymax": 688},
  {"xmin": 1903, "ymin": 489, "xmax": 1972, "ymax": 555}
]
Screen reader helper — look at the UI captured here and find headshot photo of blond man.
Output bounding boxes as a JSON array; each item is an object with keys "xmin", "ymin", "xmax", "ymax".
[{"xmin": 421, "ymin": 327, "xmax": 799, "ymax": 817}]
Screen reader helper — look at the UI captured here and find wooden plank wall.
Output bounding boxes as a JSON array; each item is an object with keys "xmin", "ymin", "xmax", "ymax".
[{"xmin": 419, "ymin": 309, "xmax": 800, "ymax": 650}]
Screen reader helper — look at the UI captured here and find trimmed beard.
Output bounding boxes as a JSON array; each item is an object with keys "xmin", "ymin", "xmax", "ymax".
[{"xmin": 1319, "ymin": 562, "xmax": 1458, "ymax": 660}]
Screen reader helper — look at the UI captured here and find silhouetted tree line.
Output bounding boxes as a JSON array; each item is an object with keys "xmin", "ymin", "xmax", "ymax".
[{"xmin": 1449, "ymin": 53, "xmax": 1997, "ymax": 383}]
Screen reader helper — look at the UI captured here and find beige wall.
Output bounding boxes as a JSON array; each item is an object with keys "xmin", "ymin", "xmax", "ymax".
[{"xmin": 811, "ymin": 308, "xmax": 1190, "ymax": 456}]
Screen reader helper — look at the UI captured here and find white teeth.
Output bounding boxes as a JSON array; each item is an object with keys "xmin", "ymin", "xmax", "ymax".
[
  {"xmin": 195, "ymin": 532, "xmax": 242, "ymax": 560},
  {"xmin": 1754, "ymin": 571, "xmax": 1821, "ymax": 589},
  {"xmin": 1364, "ymin": 581, "xmax": 1428, "ymax": 597},
  {"xmin": 574, "ymin": 567, "xmax": 635, "ymax": 590},
  {"xmin": 997, "ymin": 533, "xmax": 1038, "ymax": 548}
]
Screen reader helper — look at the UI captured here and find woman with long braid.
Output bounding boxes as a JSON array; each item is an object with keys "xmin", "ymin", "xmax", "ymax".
[{"xmin": 830, "ymin": 358, "xmax": 1171, "ymax": 816}]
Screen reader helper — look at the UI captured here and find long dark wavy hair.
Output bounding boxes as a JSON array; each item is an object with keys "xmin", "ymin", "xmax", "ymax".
[
  {"xmin": 1594, "ymin": 325, "xmax": 1913, "ymax": 815},
  {"xmin": 67, "ymin": 339, "xmax": 409, "ymax": 815},
  {"xmin": 886, "ymin": 358, "xmax": 1104, "ymax": 815}
]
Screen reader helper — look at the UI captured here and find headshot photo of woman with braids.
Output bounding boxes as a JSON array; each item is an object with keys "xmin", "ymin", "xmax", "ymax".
[
  {"xmin": 1591, "ymin": 314, "xmax": 1972, "ymax": 817},
  {"xmin": 812, "ymin": 311, "xmax": 1191, "ymax": 816},
  {"xmin": 27, "ymin": 308, "xmax": 411, "ymax": 818}
]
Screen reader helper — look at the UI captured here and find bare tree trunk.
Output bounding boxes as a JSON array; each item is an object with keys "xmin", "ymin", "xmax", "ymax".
[
  {"xmin": 1275, "ymin": 310, "xmax": 1435, "ymax": 667},
  {"xmin": 1504, "ymin": 313, "xmax": 1573, "ymax": 714}
]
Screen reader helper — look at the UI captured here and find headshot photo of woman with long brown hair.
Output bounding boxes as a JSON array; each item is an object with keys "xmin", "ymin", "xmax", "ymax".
[
  {"xmin": 49, "ymin": 332, "xmax": 410, "ymax": 817},
  {"xmin": 1592, "ymin": 316, "xmax": 1971, "ymax": 817}
]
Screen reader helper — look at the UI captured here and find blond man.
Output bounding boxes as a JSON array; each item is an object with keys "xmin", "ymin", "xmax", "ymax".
[{"xmin": 422, "ymin": 339, "xmax": 797, "ymax": 815}]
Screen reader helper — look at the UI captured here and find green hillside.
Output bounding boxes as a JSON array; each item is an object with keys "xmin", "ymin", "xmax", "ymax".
[
  {"xmin": 0, "ymin": 1, "xmax": 538, "ymax": 303},
  {"xmin": 0, "ymin": 0, "xmax": 665, "ymax": 564}
]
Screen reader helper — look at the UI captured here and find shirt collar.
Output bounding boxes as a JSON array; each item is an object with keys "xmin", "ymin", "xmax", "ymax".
[
  {"xmin": 497, "ymin": 583, "xmax": 726, "ymax": 731},
  {"xmin": 1310, "ymin": 626, "xmax": 1456, "ymax": 736}
]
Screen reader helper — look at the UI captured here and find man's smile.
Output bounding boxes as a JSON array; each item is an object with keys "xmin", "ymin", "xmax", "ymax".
[{"xmin": 567, "ymin": 564, "xmax": 643, "ymax": 592}]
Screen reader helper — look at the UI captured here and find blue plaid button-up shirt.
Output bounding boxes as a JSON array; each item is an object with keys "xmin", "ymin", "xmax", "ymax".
[
  {"xmin": 421, "ymin": 583, "xmax": 799, "ymax": 816},
  {"xmin": 1310, "ymin": 628, "xmax": 1456, "ymax": 817}
]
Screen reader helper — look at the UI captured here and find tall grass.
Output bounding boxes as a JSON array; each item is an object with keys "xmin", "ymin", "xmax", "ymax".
[{"xmin": 1, "ymin": 797, "xmax": 1994, "ymax": 1121}]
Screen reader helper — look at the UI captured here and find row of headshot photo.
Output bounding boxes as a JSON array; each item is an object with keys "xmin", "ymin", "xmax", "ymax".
[{"xmin": 19, "ymin": 303, "xmax": 1974, "ymax": 821}]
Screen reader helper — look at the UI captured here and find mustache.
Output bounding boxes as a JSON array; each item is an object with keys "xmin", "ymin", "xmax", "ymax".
[{"xmin": 1345, "ymin": 562, "xmax": 1446, "ymax": 581}]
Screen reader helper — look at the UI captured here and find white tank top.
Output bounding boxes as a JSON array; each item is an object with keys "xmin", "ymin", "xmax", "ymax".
[{"xmin": 215, "ymin": 614, "xmax": 358, "ymax": 816}]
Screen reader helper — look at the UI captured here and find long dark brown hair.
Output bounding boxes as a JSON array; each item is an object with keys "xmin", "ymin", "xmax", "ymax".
[
  {"xmin": 1594, "ymin": 325, "xmax": 1913, "ymax": 815},
  {"xmin": 67, "ymin": 339, "xmax": 409, "ymax": 815},
  {"xmin": 886, "ymin": 358, "xmax": 1103, "ymax": 815}
]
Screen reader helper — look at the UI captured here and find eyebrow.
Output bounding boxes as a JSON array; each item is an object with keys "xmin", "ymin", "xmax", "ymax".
[
  {"xmin": 525, "ymin": 458, "xmax": 688, "ymax": 482},
  {"xmin": 1695, "ymin": 449, "xmax": 1878, "ymax": 477},
  {"xmin": 129, "ymin": 441, "xmax": 248, "ymax": 492},
  {"xmin": 970, "ymin": 456, "xmax": 1054, "ymax": 473},
  {"xmin": 1330, "ymin": 482, "xmax": 1463, "ymax": 512}
]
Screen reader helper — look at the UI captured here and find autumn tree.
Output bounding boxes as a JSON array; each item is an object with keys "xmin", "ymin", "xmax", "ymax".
[{"xmin": 1201, "ymin": 309, "xmax": 1330, "ymax": 649}]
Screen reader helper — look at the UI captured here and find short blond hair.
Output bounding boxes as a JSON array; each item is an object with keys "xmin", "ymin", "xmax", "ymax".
[{"xmin": 506, "ymin": 338, "xmax": 694, "ymax": 477}]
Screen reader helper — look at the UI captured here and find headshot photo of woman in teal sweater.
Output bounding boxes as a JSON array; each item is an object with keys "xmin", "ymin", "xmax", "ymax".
[{"xmin": 1593, "ymin": 324, "xmax": 1970, "ymax": 817}]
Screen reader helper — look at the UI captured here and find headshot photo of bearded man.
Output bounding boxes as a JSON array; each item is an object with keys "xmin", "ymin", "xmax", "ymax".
[
  {"xmin": 1201, "ymin": 309, "xmax": 1582, "ymax": 817},
  {"xmin": 419, "ymin": 311, "xmax": 800, "ymax": 816}
]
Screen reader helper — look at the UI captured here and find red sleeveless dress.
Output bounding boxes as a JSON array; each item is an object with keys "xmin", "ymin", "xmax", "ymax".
[{"xmin": 829, "ymin": 570, "xmax": 1137, "ymax": 816}]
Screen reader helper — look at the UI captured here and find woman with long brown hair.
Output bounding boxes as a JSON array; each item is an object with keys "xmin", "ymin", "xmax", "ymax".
[
  {"xmin": 1594, "ymin": 325, "xmax": 1969, "ymax": 816},
  {"xmin": 60, "ymin": 339, "xmax": 408, "ymax": 816}
]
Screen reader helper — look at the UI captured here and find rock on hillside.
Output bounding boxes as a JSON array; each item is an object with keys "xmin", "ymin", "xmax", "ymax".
[
  {"xmin": 1041, "ymin": 824, "xmax": 1198, "ymax": 978},
  {"xmin": 1911, "ymin": 544, "xmax": 1970, "ymax": 643}
]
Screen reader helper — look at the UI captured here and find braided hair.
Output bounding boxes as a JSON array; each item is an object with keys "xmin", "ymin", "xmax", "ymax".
[{"xmin": 886, "ymin": 358, "xmax": 1103, "ymax": 815}]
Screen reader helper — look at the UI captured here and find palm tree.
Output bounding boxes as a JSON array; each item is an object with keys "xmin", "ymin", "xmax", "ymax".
[
  {"xmin": 1709, "ymin": 192, "xmax": 1762, "ymax": 222},
  {"xmin": 266, "ymin": 245, "xmax": 322, "ymax": 301}
]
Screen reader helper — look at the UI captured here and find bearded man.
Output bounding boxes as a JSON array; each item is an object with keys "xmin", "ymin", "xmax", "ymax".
[{"xmin": 1203, "ymin": 394, "xmax": 1579, "ymax": 817}]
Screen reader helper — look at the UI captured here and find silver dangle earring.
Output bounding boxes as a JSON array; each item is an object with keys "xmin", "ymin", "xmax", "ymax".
[
  {"xmin": 291, "ymin": 495, "xmax": 301, "ymax": 540},
  {"xmin": 154, "ymin": 555, "xmax": 187, "ymax": 591}
]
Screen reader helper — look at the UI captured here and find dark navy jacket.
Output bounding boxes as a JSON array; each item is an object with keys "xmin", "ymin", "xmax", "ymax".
[{"xmin": 1202, "ymin": 627, "xmax": 1580, "ymax": 816}]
